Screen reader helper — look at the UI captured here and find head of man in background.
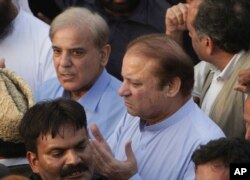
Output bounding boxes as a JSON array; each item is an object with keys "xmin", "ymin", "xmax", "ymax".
[
  {"xmin": 192, "ymin": 137, "xmax": 250, "ymax": 180},
  {"xmin": 19, "ymin": 98, "xmax": 94, "ymax": 179},
  {"xmin": 0, "ymin": 0, "xmax": 17, "ymax": 39}
]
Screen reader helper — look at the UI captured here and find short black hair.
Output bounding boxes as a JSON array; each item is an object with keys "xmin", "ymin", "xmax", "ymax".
[
  {"xmin": 192, "ymin": 138, "xmax": 250, "ymax": 167},
  {"xmin": 19, "ymin": 98, "xmax": 87, "ymax": 154}
]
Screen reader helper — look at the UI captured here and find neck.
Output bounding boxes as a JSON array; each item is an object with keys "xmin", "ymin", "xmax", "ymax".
[
  {"xmin": 210, "ymin": 50, "xmax": 235, "ymax": 71},
  {"xmin": 144, "ymin": 95, "xmax": 191, "ymax": 125}
]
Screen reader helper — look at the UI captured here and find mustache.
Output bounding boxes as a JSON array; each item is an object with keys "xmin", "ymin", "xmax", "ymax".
[
  {"xmin": 58, "ymin": 70, "xmax": 74, "ymax": 75},
  {"xmin": 60, "ymin": 163, "xmax": 89, "ymax": 177}
]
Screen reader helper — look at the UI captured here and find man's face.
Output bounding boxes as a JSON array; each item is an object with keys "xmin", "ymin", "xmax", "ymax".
[
  {"xmin": 195, "ymin": 161, "xmax": 229, "ymax": 180},
  {"xmin": 100, "ymin": 0, "xmax": 140, "ymax": 14},
  {"xmin": 0, "ymin": 0, "xmax": 14, "ymax": 39},
  {"xmin": 28, "ymin": 125, "xmax": 94, "ymax": 180},
  {"xmin": 52, "ymin": 26, "xmax": 105, "ymax": 98},
  {"xmin": 119, "ymin": 49, "xmax": 170, "ymax": 124}
]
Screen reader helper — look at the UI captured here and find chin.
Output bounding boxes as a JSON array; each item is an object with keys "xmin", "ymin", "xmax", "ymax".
[
  {"xmin": 127, "ymin": 109, "xmax": 139, "ymax": 117},
  {"xmin": 62, "ymin": 84, "xmax": 79, "ymax": 92}
]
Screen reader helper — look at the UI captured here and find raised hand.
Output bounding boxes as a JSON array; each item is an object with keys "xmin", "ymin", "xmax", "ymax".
[
  {"xmin": 89, "ymin": 124, "xmax": 137, "ymax": 180},
  {"xmin": 165, "ymin": 3, "xmax": 189, "ymax": 45}
]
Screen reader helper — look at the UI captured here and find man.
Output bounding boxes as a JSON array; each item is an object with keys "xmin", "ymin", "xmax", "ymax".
[
  {"xmin": 19, "ymin": 98, "xmax": 96, "ymax": 180},
  {"xmin": 0, "ymin": 0, "xmax": 55, "ymax": 93},
  {"xmin": 0, "ymin": 68, "xmax": 34, "ymax": 176},
  {"xmin": 192, "ymin": 137, "xmax": 250, "ymax": 180},
  {"xmin": 36, "ymin": 7, "xmax": 126, "ymax": 140},
  {"xmin": 89, "ymin": 34, "xmax": 224, "ymax": 180},
  {"xmin": 166, "ymin": 0, "xmax": 250, "ymax": 138}
]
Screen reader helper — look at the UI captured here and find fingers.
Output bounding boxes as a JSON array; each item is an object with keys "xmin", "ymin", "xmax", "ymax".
[
  {"xmin": 235, "ymin": 68, "xmax": 250, "ymax": 94},
  {"xmin": 166, "ymin": 3, "xmax": 189, "ymax": 33},
  {"xmin": 245, "ymin": 122, "xmax": 250, "ymax": 141},
  {"xmin": 89, "ymin": 124, "xmax": 105, "ymax": 142},
  {"xmin": 238, "ymin": 69, "xmax": 250, "ymax": 85},
  {"xmin": 234, "ymin": 84, "xmax": 247, "ymax": 93},
  {"xmin": 0, "ymin": 58, "xmax": 5, "ymax": 68},
  {"xmin": 90, "ymin": 139, "xmax": 115, "ymax": 176},
  {"xmin": 124, "ymin": 141, "xmax": 137, "ymax": 175},
  {"xmin": 124, "ymin": 141, "xmax": 135, "ymax": 162}
]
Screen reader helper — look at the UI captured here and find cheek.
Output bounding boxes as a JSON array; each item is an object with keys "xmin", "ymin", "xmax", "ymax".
[
  {"xmin": 38, "ymin": 155, "xmax": 64, "ymax": 178},
  {"xmin": 80, "ymin": 148, "xmax": 95, "ymax": 171},
  {"xmin": 53, "ymin": 58, "xmax": 59, "ymax": 70}
]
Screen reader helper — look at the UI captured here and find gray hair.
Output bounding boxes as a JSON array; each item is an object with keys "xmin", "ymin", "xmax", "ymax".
[{"xmin": 49, "ymin": 7, "xmax": 110, "ymax": 49}]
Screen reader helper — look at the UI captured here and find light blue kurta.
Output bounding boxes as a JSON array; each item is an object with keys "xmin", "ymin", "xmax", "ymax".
[
  {"xmin": 36, "ymin": 69, "xmax": 126, "ymax": 139},
  {"xmin": 108, "ymin": 98, "xmax": 225, "ymax": 180}
]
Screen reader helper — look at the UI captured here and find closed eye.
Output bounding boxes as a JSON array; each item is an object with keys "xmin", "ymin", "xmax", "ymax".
[
  {"xmin": 51, "ymin": 149, "xmax": 65, "ymax": 158},
  {"xmin": 75, "ymin": 140, "xmax": 89, "ymax": 152}
]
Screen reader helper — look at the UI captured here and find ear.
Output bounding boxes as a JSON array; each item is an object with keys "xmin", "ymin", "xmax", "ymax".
[
  {"xmin": 164, "ymin": 77, "xmax": 181, "ymax": 97},
  {"xmin": 203, "ymin": 36, "xmax": 214, "ymax": 55},
  {"xmin": 27, "ymin": 151, "xmax": 40, "ymax": 174},
  {"xmin": 100, "ymin": 44, "xmax": 111, "ymax": 67}
]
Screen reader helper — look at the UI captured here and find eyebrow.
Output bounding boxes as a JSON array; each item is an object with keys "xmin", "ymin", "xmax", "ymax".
[{"xmin": 49, "ymin": 139, "xmax": 89, "ymax": 151}]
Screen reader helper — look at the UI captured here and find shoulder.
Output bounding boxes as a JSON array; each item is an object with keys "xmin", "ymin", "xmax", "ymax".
[
  {"xmin": 107, "ymin": 73, "xmax": 122, "ymax": 90},
  {"xmin": 18, "ymin": 9, "xmax": 49, "ymax": 30},
  {"xmin": 189, "ymin": 106, "xmax": 225, "ymax": 141},
  {"xmin": 36, "ymin": 78, "xmax": 62, "ymax": 101}
]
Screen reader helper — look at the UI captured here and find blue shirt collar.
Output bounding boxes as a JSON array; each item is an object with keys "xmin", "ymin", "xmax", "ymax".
[
  {"xmin": 78, "ymin": 69, "xmax": 111, "ymax": 112},
  {"xmin": 141, "ymin": 98, "xmax": 195, "ymax": 131}
]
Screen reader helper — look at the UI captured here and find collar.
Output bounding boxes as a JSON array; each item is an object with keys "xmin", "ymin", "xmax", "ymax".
[
  {"xmin": 76, "ymin": 69, "xmax": 111, "ymax": 112},
  {"xmin": 140, "ymin": 98, "xmax": 195, "ymax": 132},
  {"xmin": 210, "ymin": 51, "xmax": 246, "ymax": 81}
]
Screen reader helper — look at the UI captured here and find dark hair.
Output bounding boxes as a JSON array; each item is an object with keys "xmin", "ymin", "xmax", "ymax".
[
  {"xmin": 19, "ymin": 98, "xmax": 87, "ymax": 154},
  {"xmin": 126, "ymin": 33, "xmax": 194, "ymax": 97},
  {"xmin": 194, "ymin": 0, "xmax": 250, "ymax": 53},
  {"xmin": 192, "ymin": 138, "xmax": 250, "ymax": 167}
]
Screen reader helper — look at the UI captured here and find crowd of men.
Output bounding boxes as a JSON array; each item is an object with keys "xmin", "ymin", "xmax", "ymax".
[{"xmin": 0, "ymin": 0, "xmax": 250, "ymax": 179}]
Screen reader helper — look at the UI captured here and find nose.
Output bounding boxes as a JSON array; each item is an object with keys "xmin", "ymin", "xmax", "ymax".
[
  {"xmin": 59, "ymin": 52, "xmax": 72, "ymax": 67},
  {"xmin": 118, "ymin": 81, "xmax": 130, "ymax": 97},
  {"xmin": 66, "ymin": 150, "xmax": 81, "ymax": 166}
]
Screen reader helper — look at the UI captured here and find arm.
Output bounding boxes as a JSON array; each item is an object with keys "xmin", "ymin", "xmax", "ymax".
[
  {"xmin": 165, "ymin": 3, "xmax": 189, "ymax": 46},
  {"xmin": 89, "ymin": 124, "xmax": 138, "ymax": 180}
]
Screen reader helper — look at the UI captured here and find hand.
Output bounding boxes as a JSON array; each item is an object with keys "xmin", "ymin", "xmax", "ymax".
[
  {"xmin": 245, "ymin": 122, "xmax": 250, "ymax": 141},
  {"xmin": 234, "ymin": 68, "xmax": 250, "ymax": 94},
  {"xmin": 244, "ymin": 95, "xmax": 250, "ymax": 140},
  {"xmin": 0, "ymin": 58, "xmax": 5, "ymax": 68},
  {"xmin": 89, "ymin": 124, "xmax": 137, "ymax": 180},
  {"xmin": 165, "ymin": 3, "xmax": 189, "ymax": 45}
]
